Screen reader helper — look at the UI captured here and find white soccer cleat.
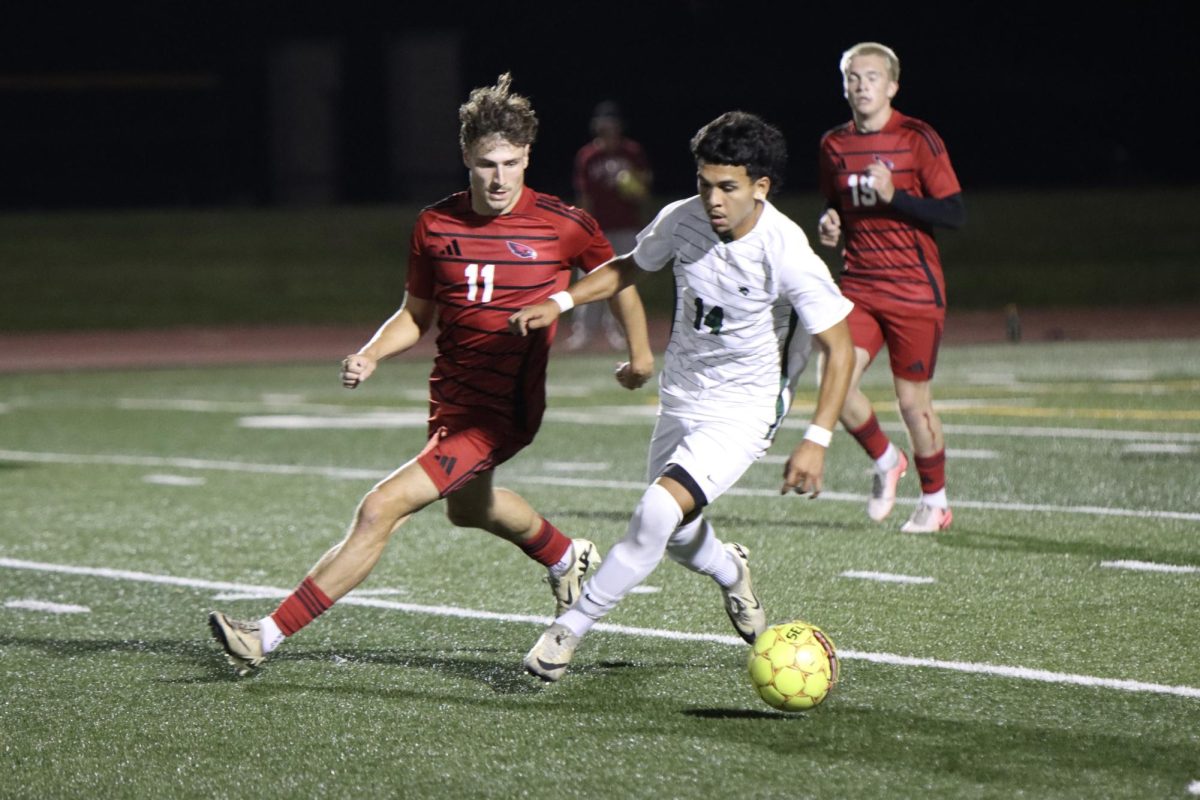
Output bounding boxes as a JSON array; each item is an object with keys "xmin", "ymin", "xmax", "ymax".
[
  {"xmin": 720, "ymin": 542, "xmax": 768, "ymax": 644},
  {"xmin": 208, "ymin": 611, "xmax": 266, "ymax": 676},
  {"xmin": 867, "ymin": 450, "xmax": 909, "ymax": 522},
  {"xmin": 900, "ymin": 503, "xmax": 954, "ymax": 533},
  {"xmin": 523, "ymin": 622, "xmax": 580, "ymax": 683},
  {"xmin": 547, "ymin": 538, "xmax": 601, "ymax": 616}
]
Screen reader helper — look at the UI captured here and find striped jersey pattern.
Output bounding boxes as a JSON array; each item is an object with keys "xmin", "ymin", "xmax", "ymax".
[
  {"xmin": 631, "ymin": 197, "xmax": 852, "ymax": 431},
  {"xmin": 819, "ymin": 109, "xmax": 961, "ymax": 308},
  {"xmin": 406, "ymin": 188, "xmax": 613, "ymax": 432}
]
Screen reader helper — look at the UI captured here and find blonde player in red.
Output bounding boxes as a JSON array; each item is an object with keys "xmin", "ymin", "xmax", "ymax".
[{"xmin": 817, "ymin": 42, "xmax": 966, "ymax": 533}]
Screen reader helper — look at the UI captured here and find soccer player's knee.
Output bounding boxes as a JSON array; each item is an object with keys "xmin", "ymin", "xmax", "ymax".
[
  {"xmin": 897, "ymin": 392, "xmax": 932, "ymax": 420},
  {"xmin": 664, "ymin": 515, "xmax": 703, "ymax": 564},
  {"xmin": 354, "ymin": 489, "xmax": 402, "ymax": 538},
  {"xmin": 626, "ymin": 483, "xmax": 685, "ymax": 553}
]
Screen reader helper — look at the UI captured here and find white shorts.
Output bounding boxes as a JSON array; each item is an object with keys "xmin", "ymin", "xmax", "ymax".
[{"xmin": 645, "ymin": 408, "xmax": 771, "ymax": 506}]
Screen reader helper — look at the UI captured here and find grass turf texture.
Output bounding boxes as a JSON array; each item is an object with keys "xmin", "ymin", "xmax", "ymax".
[
  {"xmin": 3, "ymin": 187, "xmax": 1199, "ymax": 331},
  {"xmin": 2, "ymin": 339, "xmax": 1199, "ymax": 798}
]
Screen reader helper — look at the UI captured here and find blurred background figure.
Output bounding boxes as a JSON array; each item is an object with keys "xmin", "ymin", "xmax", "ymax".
[{"xmin": 568, "ymin": 101, "xmax": 653, "ymax": 350}]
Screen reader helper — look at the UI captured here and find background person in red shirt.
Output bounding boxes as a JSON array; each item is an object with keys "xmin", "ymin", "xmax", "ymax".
[
  {"xmin": 208, "ymin": 73, "xmax": 655, "ymax": 675},
  {"xmin": 566, "ymin": 101, "xmax": 653, "ymax": 350},
  {"xmin": 817, "ymin": 42, "xmax": 965, "ymax": 533}
]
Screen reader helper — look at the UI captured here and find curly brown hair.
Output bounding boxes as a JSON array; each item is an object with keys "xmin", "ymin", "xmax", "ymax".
[{"xmin": 458, "ymin": 72, "xmax": 539, "ymax": 151}]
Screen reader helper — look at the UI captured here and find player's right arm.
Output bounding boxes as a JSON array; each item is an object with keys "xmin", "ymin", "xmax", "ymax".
[
  {"xmin": 341, "ymin": 293, "xmax": 434, "ymax": 389},
  {"xmin": 508, "ymin": 255, "xmax": 640, "ymax": 336},
  {"xmin": 816, "ymin": 136, "xmax": 843, "ymax": 248}
]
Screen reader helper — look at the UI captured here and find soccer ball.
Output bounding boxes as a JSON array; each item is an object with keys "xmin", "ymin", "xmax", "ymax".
[{"xmin": 747, "ymin": 620, "xmax": 839, "ymax": 711}]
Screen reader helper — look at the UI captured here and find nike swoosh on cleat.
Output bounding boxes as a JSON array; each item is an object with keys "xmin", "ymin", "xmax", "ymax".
[{"xmin": 537, "ymin": 658, "xmax": 567, "ymax": 671}]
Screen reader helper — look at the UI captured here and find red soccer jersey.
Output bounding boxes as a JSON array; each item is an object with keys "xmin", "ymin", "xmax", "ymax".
[
  {"xmin": 572, "ymin": 138, "xmax": 651, "ymax": 231},
  {"xmin": 407, "ymin": 187, "xmax": 613, "ymax": 434},
  {"xmin": 819, "ymin": 110, "xmax": 961, "ymax": 309}
]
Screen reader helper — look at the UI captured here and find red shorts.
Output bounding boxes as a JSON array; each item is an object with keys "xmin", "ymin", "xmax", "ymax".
[
  {"xmin": 416, "ymin": 413, "xmax": 534, "ymax": 497},
  {"xmin": 845, "ymin": 295, "xmax": 943, "ymax": 382}
]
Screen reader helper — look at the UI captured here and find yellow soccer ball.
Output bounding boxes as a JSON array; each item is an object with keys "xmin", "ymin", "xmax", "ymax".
[{"xmin": 747, "ymin": 620, "xmax": 839, "ymax": 711}]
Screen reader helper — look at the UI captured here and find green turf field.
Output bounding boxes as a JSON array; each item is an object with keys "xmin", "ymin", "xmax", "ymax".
[
  {"xmin": 3, "ymin": 187, "xmax": 1198, "ymax": 331},
  {"xmin": 2, "ymin": 340, "xmax": 1198, "ymax": 798}
]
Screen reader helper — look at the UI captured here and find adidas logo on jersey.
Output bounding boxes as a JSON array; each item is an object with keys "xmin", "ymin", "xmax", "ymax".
[
  {"xmin": 906, "ymin": 360, "xmax": 926, "ymax": 374},
  {"xmin": 442, "ymin": 240, "xmax": 462, "ymax": 256},
  {"xmin": 436, "ymin": 455, "xmax": 457, "ymax": 475}
]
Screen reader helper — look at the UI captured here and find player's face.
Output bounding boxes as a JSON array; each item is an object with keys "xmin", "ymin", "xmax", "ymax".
[
  {"xmin": 463, "ymin": 136, "xmax": 529, "ymax": 215},
  {"xmin": 843, "ymin": 54, "xmax": 898, "ymax": 122},
  {"xmin": 696, "ymin": 162, "xmax": 769, "ymax": 241}
]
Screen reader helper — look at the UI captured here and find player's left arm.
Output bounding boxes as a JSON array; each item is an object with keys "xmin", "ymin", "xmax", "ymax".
[
  {"xmin": 607, "ymin": 281, "xmax": 655, "ymax": 390},
  {"xmin": 887, "ymin": 190, "xmax": 966, "ymax": 229},
  {"xmin": 781, "ymin": 318, "xmax": 855, "ymax": 497}
]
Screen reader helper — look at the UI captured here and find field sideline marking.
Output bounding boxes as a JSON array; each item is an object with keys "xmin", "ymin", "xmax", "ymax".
[
  {"xmin": 841, "ymin": 571, "xmax": 935, "ymax": 584},
  {"xmin": 523, "ymin": 475, "xmax": 1200, "ymax": 522},
  {"xmin": 6, "ymin": 599, "xmax": 91, "ymax": 614},
  {"xmin": 112, "ymin": 397, "xmax": 1200, "ymax": 441},
  {"xmin": 1, "ymin": 448, "xmax": 1197, "ymax": 522},
  {"xmin": 1101, "ymin": 560, "xmax": 1199, "ymax": 574},
  {"xmin": 2, "ymin": 556, "xmax": 1198, "ymax": 700}
]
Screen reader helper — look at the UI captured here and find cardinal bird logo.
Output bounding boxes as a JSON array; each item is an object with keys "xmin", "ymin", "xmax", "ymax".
[{"xmin": 507, "ymin": 241, "xmax": 537, "ymax": 259}]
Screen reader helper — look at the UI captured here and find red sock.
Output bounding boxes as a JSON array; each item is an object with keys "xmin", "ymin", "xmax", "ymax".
[
  {"xmin": 848, "ymin": 413, "xmax": 891, "ymax": 461},
  {"xmin": 271, "ymin": 576, "xmax": 334, "ymax": 637},
  {"xmin": 914, "ymin": 449, "xmax": 947, "ymax": 493},
  {"xmin": 516, "ymin": 519, "xmax": 572, "ymax": 568}
]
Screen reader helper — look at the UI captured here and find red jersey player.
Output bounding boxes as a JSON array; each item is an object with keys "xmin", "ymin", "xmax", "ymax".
[
  {"xmin": 817, "ymin": 42, "xmax": 966, "ymax": 533},
  {"xmin": 208, "ymin": 73, "xmax": 655, "ymax": 676},
  {"xmin": 565, "ymin": 101, "xmax": 653, "ymax": 350}
]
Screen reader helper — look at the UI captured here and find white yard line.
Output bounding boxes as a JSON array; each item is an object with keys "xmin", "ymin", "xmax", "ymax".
[
  {"xmin": 1, "ymin": 448, "xmax": 1197, "ymax": 522},
  {"xmin": 0, "ymin": 449, "xmax": 383, "ymax": 481},
  {"xmin": 2, "ymin": 555, "xmax": 1198, "ymax": 700},
  {"xmin": 840, "ymin": 571, "xmax": 936, "ymax": 584},
  {"xmin": 5, "ymin": 599, "xmax": 91, "ymax": 614},
  {"xmin": 112, "ymin": 397, "xmax": 1200, "ymax": 441},
  {"xmin": 1101, "ymin": 560, "xmax": 1199, "ymax": 574},
  {"xmin": 938, "ymin": 423, "xmax": 1200, "ymax": 443},
  {"xmin": 523, "ymin": 475, "xmax": 1200, "ymax": 522},
  {"xmin": 143, "ymin": 474, "xmax": 207, "ymax": 486}
]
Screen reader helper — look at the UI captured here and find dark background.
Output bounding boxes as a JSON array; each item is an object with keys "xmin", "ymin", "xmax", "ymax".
[{"xmin": 0, "ymin": 1, "xmax": 1191, "ymax": 210}]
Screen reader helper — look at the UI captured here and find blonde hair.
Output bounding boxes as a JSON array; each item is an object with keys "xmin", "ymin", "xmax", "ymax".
[{"xmin": 839, "ymin": 42, "xmax": 900, "ymax": 83}]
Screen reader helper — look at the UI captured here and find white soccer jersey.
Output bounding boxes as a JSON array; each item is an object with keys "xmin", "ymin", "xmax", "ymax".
[{"xmin": 632, "ymin": 196, "xmax": 852, "ymax": 431}]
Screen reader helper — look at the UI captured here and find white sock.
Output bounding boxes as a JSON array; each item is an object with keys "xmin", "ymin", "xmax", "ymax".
[
  {"xmin": 571, "ymin": 484, "xmax": 682, "ymax": 625},
  {"xmin": 709, "ymin": 548, "xmax": 740, "ymax": 589},
  {"xmin": 558, "ymin": 608, "xmax": 595, "ymax": 638},
  {"xmin": 874, "ymin": 443, "xmax": 899, "ymax": 472},
  {"xmin": 922, "ymin": 488, "xmax": 949, "ymax": 509},
  {"xmin": 258, "ymin": 614, "xmax": 285, "ymax": 654}
]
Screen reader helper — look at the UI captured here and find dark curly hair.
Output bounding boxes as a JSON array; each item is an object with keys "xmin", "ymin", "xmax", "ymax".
[
  {"xmin": 690, "ymin": 111, "xmax": 787, "ymax": 195},
  {"xmin": 458, "ymin": 72, "xmax": 539, "ymax": 151}
]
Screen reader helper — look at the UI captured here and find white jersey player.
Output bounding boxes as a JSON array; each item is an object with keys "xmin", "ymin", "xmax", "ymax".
[{"xmin": 509, "ymin": 111, "xmax": 855, "ymax": 682}]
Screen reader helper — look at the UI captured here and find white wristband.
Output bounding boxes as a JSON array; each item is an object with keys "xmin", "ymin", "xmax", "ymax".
[
  {"xmin": 549, "ymin": 291, "xmax": 575, "ymax": 313},
  {"xmin": 803, "ymin": 424, "xmax": 833, "ymax": 448}
]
